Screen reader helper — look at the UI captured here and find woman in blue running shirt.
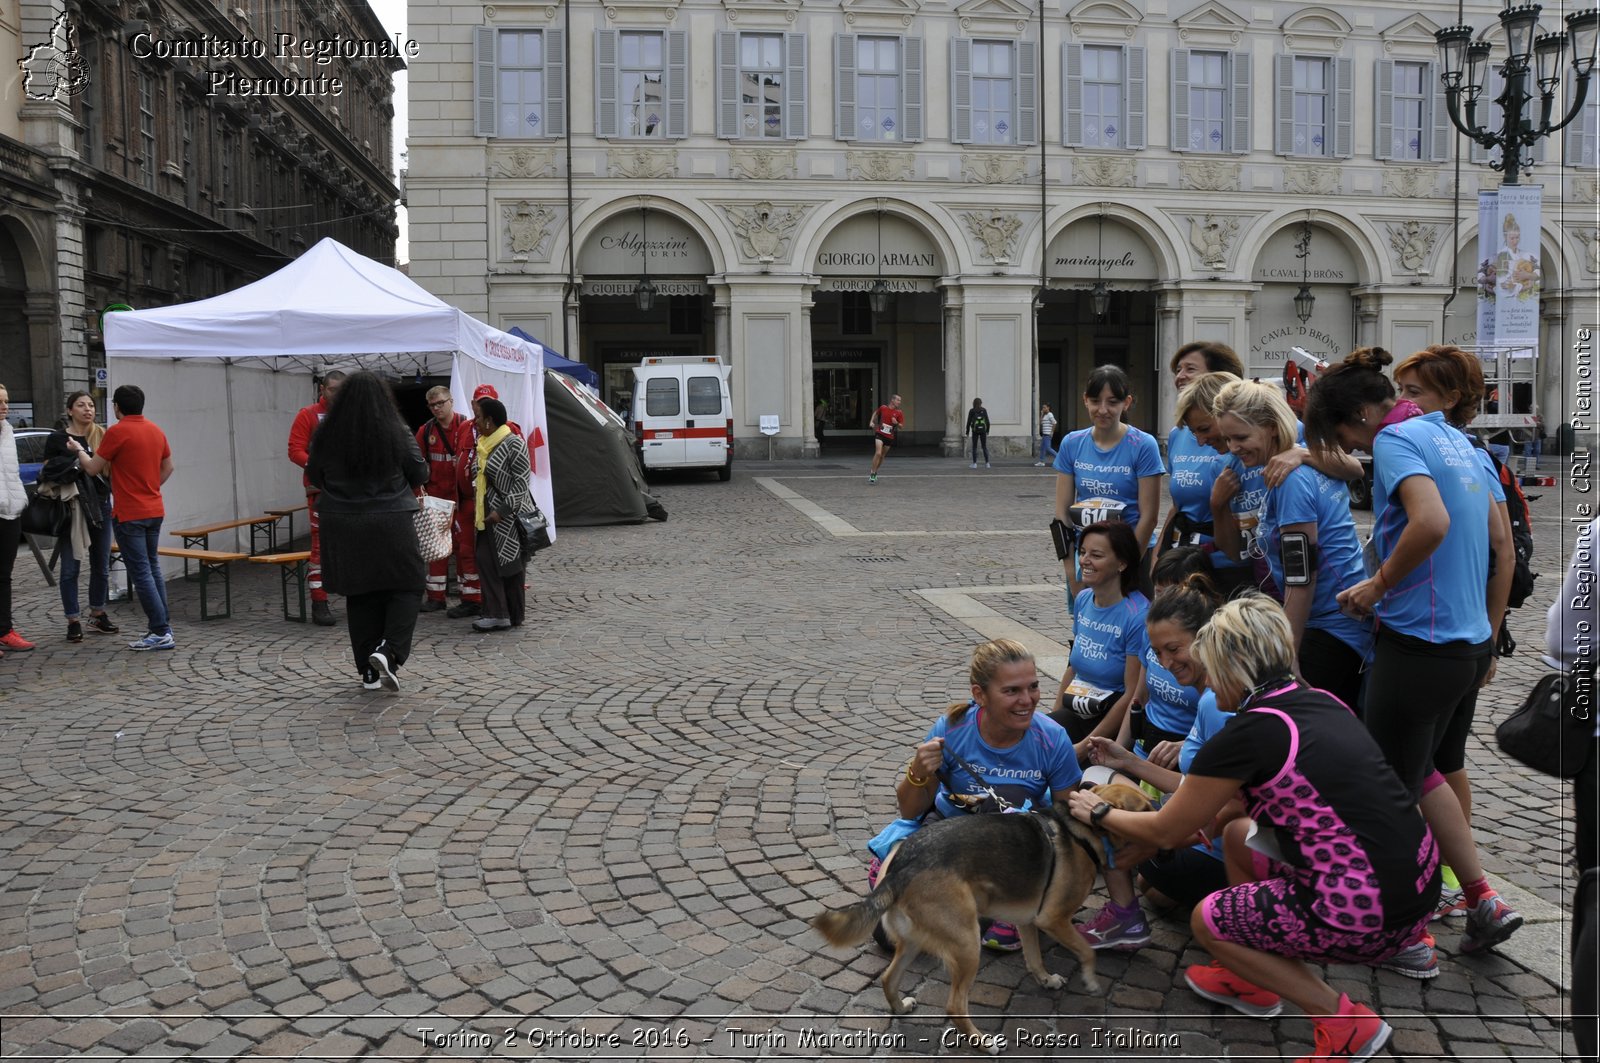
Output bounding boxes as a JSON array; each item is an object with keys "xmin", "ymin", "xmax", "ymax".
[
  {"xmin": 1211, "ymin": 379, "xmax": 1372, "ymax": 714},
  {"xmin": 1053, "ymin": 365, "xmax": 1164, "ymax": 604},
  {"xmin": 1305, "ymin": 346, "xmax": 1523, "ymax": 964},
  {"xmin": 1158, "ymin": 342, "xmax": 1244, "ymax": 562}
]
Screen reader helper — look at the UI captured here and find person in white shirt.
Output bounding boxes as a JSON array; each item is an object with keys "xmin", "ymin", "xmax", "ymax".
[{"xmin": 1036, "ymin": 404, "xmax": 1057, "ymax": 466}]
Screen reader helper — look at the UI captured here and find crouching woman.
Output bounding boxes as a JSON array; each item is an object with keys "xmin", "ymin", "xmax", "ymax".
[{"xmin": 1066, "ymin": 595, "xmax": 1439, "ymax": 1063}]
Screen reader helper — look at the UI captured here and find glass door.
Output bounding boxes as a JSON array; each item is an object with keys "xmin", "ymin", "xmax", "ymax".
[{"xmin": 813, "ymin": 363, "xmax": 879, "ymax": 435}]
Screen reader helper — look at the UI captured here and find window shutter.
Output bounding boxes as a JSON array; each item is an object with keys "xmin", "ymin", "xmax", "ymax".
[
  {"xmin": 1125, "ymin": 45, "xmax": 1146, "ymax": 149},
  {"xmin": 474, "ymin": 26, "xmax": 497, "ymax": 137},
  {"xmin": 1169, "ymin": 48, "xmax": 1190, "ymax": 150},
  {"xmin": 1430, "ymin": 62, "xmax": 1452, "ymax": 162},
  {"xmin": 835, "ymin": 34, "xmax": 857, "ymax": 139},
  {"xmin": 1374, "ymin": 59, "xmax": 1395, "ymax": 161},
  {"xmin": 950, "ymin": 38, "xmax": 973, "ymax": 143},
  {"xmin": 902, "ymin": 35, "xmax": 924, "ymax": 142},
  {"xmin": 595, "ymin": 29, "xmax": 619, "ymax": 138},
  {"xmin": 1016, "ymin": 40, "xmax": 1037, "ymax": 145},
  {"xmin": 545, "ymin": 29, "xmax": 566, "ymax": 136},
  {"xmin": 1274, "ymin": 54, "xmax": 1295, "ymax": 155},
  {"xmin": 666, "ymin": 29, "xmax": 688, "ymax": 138},
  {"xmin": 1064, "ymin": 42, "xmax": 1084, "ymax": 146},
  {"xmin": 1229, "ymin": 51, "xmax": 1251, "ymax": 153},
  {"xmin": 785, "ymin": 33, "xmax": 807, "ymax": 139},
  {"xmin": 1333, "ymin": 56, "xmax": 1353, "ymax": 157},
  {"xmin": 717, "ymin": 30, "xmax": 739, "ymax": 138}
]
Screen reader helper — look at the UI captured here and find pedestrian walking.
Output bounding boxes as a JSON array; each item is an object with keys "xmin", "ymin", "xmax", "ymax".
[
  {"xmin": 470, "ymin": 397, "xmax": 535, "ymax": 632},
  {"xmin": 965, "ymin": 398, "xmax": 991, "ymax": 468},
  {"xmin": 43, "ymin": 391, "xmax": 117, "ymax": 642},
  {"xmin": 304, "ymin": 371, "xmax": 428, "ymax": 693},
  {"xmin": 67, "ymin": 385, "xmax": 174, "ymax": 651},
  {"xmin": 0, "ymin": 384, "xmax": 34, "ymax": 655},
  {"xmin": 415, "ymin": 386, "xmax": 480, "ymax": 616},
  {"xmin": 1035, "ymin": 403, "xmax": 1056, "ymax": 465},
  {"xmin": 288, "ymin": 370, "xmax": 345, "ymax": 626},
  {"xmin": 867, "ymin": 394, "xmax": 903, "ymax": 484},
  {"xmin": 814, "ymin": 398, "xmax": 827, "ymax": 454}
]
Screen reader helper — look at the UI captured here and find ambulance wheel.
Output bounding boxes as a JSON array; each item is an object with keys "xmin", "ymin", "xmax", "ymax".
[{"xmin": 718, "ymin": 458, "xmax": 732, "ymax": 482}]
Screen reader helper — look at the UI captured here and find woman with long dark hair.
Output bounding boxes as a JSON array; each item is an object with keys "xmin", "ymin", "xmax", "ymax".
[
  {"xmin": 306, "ymin": 371, "xmax": 428, "ymax": 693},
  {"xmin": 42, "ymin": 391, "xmax": 117, "ymax": 641},
  {"xmin": 470, "ymin": 397, "xmax": 536, "ymax": 631},
  {"xmin": 1303, "ymin": 346, "xmax": 1521, "ymax": 970}
]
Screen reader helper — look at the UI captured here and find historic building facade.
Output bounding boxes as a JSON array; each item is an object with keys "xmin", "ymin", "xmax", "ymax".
[
  {"xmin": 2, "ymin": 0, "xmax": 401, "ymax": 425},
  {"xmin": 406, "ymin": 0, "xmax": 1599, "ymax": 456}
]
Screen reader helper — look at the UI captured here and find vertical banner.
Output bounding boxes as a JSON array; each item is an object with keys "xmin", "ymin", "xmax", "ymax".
[
  {"xmin": 1493, "ymin": 183, "xmax": 1542, "ymax": 355},
  {"xmin": 1475, "ymin": 190, "xmax": 1498, "ymax": 348}
]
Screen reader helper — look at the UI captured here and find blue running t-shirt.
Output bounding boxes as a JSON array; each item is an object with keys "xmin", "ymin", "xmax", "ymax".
[
  {"xmin": 1261, "ymin": 465, "xmax": 1374, "ymax": 658},
  {"xmin": 1055, "ymin": 426, "xmax": 1165, "ymax": 532}
]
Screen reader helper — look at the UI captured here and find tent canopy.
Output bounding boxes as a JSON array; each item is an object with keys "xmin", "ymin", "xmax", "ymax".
[{"xmin": 508, "ymin": 328, "xmax": 598, "ymax": 390}]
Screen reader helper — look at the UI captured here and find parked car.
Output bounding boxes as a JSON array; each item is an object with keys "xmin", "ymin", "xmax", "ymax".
[{"xmin": 15, "ymin": 428, "xmax": 52, "ymax": 487}]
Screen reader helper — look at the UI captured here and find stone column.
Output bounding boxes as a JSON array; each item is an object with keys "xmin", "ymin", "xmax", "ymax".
[
  {"xmin": 26, "ymin": 291, "xmax": 62, "ymax": 421},
  {"xmin": 800, "ymin": 287, "xmax": 818, "ymax": 457},
  {"xmin": 941, "ymin": 287, "xmax": 964, "ymax": 456},
  {"xmin": 1155, "ymin": 288, "xmax": 1180, "ymax": 432},
  {"xmin": 563, "ymin": 286, "xmax": 581, "ymax": 363},
  {"xmin": 712, "ymin": 291, "xmax": 730, "ymax": 366}
]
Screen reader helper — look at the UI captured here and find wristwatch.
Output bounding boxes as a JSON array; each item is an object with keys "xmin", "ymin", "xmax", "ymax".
[{"xmin": 1089, "ymin": 801, "xmax": 1113, "ymax": 827}]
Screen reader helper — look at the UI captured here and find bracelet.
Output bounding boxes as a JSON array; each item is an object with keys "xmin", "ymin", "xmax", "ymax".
[{"xmin": 905, "ymin": 763, "xmax": 930, "ymax": 787}]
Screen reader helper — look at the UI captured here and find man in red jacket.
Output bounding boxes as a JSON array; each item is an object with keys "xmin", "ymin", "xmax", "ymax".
[
  {"xmin": 416, "ymin": 386, "xmax": 481, "ymax": 616},
  {"xmin": 287, "ymin": 371, "xmax": 344, "ymax": 626}
]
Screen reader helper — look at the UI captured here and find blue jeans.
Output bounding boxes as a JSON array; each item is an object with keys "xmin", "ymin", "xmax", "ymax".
[
  {"xmin": 1039, "ymin": 437, "xmax": 1056, "ymax": 464},
  {"xmin": 114, "ymin": 517, "xmax": 170, "ymax": 635},
  {"xmin": 60, "ymin": 498, "xmax": 113, "ymax": 619},
  {"xmin": 1488, "ymin": 442, "xmax": 1512, "ymax": 468}
]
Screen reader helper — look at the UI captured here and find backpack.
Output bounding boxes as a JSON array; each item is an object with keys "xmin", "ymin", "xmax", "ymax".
[
  {"xmin": 1472, "ymin": 438, "xmax": 1537, "ymax": 610},
  {"xmin": 971, "ymin": 410, "xmax": 989, "ymax": 433}
]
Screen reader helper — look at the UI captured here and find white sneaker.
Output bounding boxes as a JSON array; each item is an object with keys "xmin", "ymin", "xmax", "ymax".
[
  {"xmin": 1034, "ymin": 461, "xmax": 1046, "ymax": 467},
  {"xmin": 128, "ymin": 632, "xmax": 175, "ymax": 651},
  {"xmin": 985, "ymin": 463, "xmax": 992, "ymax": 468},
  {"xmin": 367, "ymin": 649, "xmax": 400, "ymax": 692},
  {"xmin": 970, "ymin": 463, "xmax": 978, "ymax": 469}
]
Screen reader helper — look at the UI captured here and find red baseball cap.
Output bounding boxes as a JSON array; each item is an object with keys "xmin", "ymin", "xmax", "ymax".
[{"xmin": 472, "ymin": 384, "xmax": 499, "ymax": 402}]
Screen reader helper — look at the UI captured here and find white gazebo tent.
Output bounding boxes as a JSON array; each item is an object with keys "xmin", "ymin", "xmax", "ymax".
[{"xmin": 103, "ymin": 238, "xmax": 552, "ymax": 575}]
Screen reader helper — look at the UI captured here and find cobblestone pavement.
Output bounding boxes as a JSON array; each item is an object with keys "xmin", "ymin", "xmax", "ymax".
[{"xmin": 0, "ymin": 452, "xmax": 1587, "ymax": 1060}]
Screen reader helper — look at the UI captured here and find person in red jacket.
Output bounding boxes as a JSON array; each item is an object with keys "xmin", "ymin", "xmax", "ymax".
[
  {"xmin": 287, "ymin": 371, "xmax": 345, "ymax": 626},
  {"xmin": 415, "ymin": 386, "xmax": 481, "ymax": 616}
]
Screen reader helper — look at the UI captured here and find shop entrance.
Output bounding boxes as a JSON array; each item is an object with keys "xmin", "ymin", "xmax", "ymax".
[
  {"xmin": 1037, "ymin": 288, "xmax": 1157, "ymax": 433},
  {"xmin": 812, "ymin": 359, "xmax": 881, "ymax": 437}
]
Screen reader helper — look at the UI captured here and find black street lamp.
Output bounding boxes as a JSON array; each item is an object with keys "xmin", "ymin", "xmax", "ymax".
[
  {"xmin": 870, "ymin": 209, "xmax": 891, "ymax": 316},
  {"xmin": 1436, "ymin": 4, "xmax": 1599, "ymax": 185},
  {"xmin": 1091, "ymin": 208, "xmax": 1110, "ymax": 319},
  {"xmin": 635, "ymin": 201, "xmax": 657, "ymax": 312},
  {"xmin": 1293, "ymin": 220, "xmax": 1315, "ymax": 325}
]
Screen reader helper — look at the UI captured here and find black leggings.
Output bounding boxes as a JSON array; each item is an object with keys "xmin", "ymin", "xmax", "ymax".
[
  {"xmin": 971, "ymin": 433, "xmax": 989, "ymax": 464},
  {"xmin": 1363, "ymin": 629, "xmax": 1491, "ymax": 801},
  {"xmin": 0, "ymin": 516, "xmax": 18, "ymax": 635},
  {"xmin": 1297, "ymin": 628, "xmax": 1365, "ymax": 718}
]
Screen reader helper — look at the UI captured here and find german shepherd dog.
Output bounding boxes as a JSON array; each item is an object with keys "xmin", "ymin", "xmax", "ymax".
[{"xmin": 811, "ymin": 783, "xmax": 1154, "ymax": 1054}]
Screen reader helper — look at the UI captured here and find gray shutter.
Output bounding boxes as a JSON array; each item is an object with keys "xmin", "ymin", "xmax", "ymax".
[
  {"xmin": 474, "ymin": 26, "xmax": 497, "ymax": 137},
  {"xmin": 545, "ymin": 29, "xmax": 566, "ymax": 136},
  {"xmin": 1016, "ymin": 40, "xmax": 1037, "ymax": 145},
  {"xmin": 717, "ymin": 30, "xmax": 739, "ymax": 138},
  {"xmin": 1229, "ymin": 51, "xmax": 1251, "ymax": 153},
  {"xmin": 835, "ymin": 34, "xmax": 857, "ymax": 140},
  {"xmin": 1274, "ymin": 54, "xmax": 1295, "ymax": 155},
  {"xmin": 1374, "ymin": 59, "xmax": 1394, "ymax": 161},
  {"xmin": 902, "ymin": 35, "xmax": 924, "ymax": 142},
  {"xmin": 1125, "ymin": 45, "xmax": 1146, "ymax": 149},
  {"xmin": 1064, "ymin": 42, "xmax": 1084, "ymax": 146},
  {"xmin": 950, "ymin": 38, "xmax": 973, "ymax": 143},
  {"xmin": 785, "ymin": 33, "xmax": 807, "ymax": 139},
  {"xmin": 1169, "ymin": 47, "xmax": 1190, "ymax": 150},
  {"xmin": 595, "ymin": 29, "xmax": 618, "ymax": 138},
  {"xmin": 1333, "ymin": 56, "xmax": 1353, "ymax": 157},
  {"xmin": 666, "ymin": 29, "xmax": 688, "ymax": 138},
  {"xmin": 1430, "ymin": 63, "xmax": 1453, "ymax": 162}
]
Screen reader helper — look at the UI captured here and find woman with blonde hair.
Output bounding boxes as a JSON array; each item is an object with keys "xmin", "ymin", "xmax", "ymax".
[
  {"xmin": 1210, "ymin": 379, "xmax": 1371, "ymax": 712},
  {"xmin": 1067, "ymin": 595, "xmax": 1439, "ymax": 1063}
]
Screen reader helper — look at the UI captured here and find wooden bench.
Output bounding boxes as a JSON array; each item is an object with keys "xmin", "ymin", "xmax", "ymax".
[
  {"xmin": 263, "ymin": 503, "xmax": 308, "ymax": 550},
  {"xmin": 169, "ymin": 515, "xmax": 283, "ymax": 573},
  {"xmin": 249, "ymin": 551, "xmax": 312, "ymax": 622},
  {"xmin": 111, "ymin": 544, "xmax": 248, "ymax": 621}
]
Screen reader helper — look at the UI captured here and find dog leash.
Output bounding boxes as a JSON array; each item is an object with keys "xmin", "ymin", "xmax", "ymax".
[{"xmin": 938, "ymin": 745, "xmax": 1019, "ymax": 813}]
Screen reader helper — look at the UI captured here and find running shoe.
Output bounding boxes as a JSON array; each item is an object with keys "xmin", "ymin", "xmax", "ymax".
[
  {"xmin": 869, "ymin": 474, "xmax": 877, "ymax": 484},
  {"xmin": 1074, "ymin": 904, "xmax": 1150, "ymax": 951},
  {"xmin": 1378, "ymin": 934, "xmax": 1439, "ymax": 980},
  {"xmin": 1460, "ymin": 894, "xmax": 1523, "ymax": 954},
  {"xmin": 982, "ymin": 921, "xmax": 1022, "ymax": 952},
  {"xmin": 361, "ymin": 668, "xmax": 383, "ymax": 691},
  {"xmin": 128, "ymin": 632, "xmax": 175, "ymax": 651},
  {"xmin": 419, "ymin": 598, "xmax": 446, "ymax": 613},
  {"xmin": 89, "ymin": 613, "xmax": 120, "ymax": 635},
  {"xmin": 0, "ymin": 630, "xmax": 35, "ymax": 651},
  {"xmin": 66, "ymin": 621, "xmax": 83, "ymax": 644},
  {"xmin": 1184, "ymin": 962, "xmax": 1284, "ymax": 1018},
  {"xmin": 1294, "ymin": 994, "xmax": 1391, "ymax": 1063},
  {"xmin": 1430, "ymin": 887, "xmax": 1468, "ymax": 921}
]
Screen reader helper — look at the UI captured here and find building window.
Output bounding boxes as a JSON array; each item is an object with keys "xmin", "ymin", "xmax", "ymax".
[
  {"xmin": 1080, "ymin": 46, "xmax": 1121, "ymax": 148},
  {"xmin": 1064, "ymin": 43, "xmax": 1144, "ymax": 148},
  {"xmin": 970, "ymin": 41, "xmax": 1013, "ymax": 144},
  {"xmin": 840, "ymin": 292, "xmax": 873, "ymax": 335},
  {"xmin": 1377, "ymin": 59, "xmax": 1449, "ymax": 163},
  {"xmin": 138, "ymin": 72, "xmax": 157, "ymax": 190},
  {"xmin": 1572, "ymin": 97, "xmax": 1600, "ymax": 166},
  {"xmin": 594, "ymin": 28, "xmax": 685, "ymax": 139},
  {"xmin": 220, "ymin": 132, "xmax": 234, "ymax": 206},
  {"xmin": 1187, "ymin": 51, "xmax": 1228, "ymax": 151},
  {"xmin": 1292, "ymin": 57, "xmax": 1330, "ymax": 156},
  {"xmin": 836, "ymin": 33, "xmax": 924, "ymax": 143},
  {"xmin": 1390, "ymin": 61, "xmax": 1426, "ymax": 159},
  {"xmin": 717, "ymin": 31, "xmax": 805, "ymax": 140},
  {"xmin": 473, "ymin": 27, "xmax": 565, "ymax": 138},
  {"xmin": 954, "ymin": 38, "xmax": 1036, "ymax": 145},
  {"xmin": 1276, "ymin": 55, "xmax": 1352, "ymax": 157}
]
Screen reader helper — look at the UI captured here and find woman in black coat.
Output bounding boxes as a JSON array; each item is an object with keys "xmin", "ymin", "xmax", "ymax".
[
  {"xmin": 469, "ymin": 396, "xmax": 536, "ymax": 632},
  {"xmin": 306, "ymin": 371, "xmax": 428, "ymax": 693}
]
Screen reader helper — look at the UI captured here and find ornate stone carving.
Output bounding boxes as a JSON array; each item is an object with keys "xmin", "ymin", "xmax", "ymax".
[
  {"xmin": 729, "ymin": 148, "xmax": 796, "ymax": 180},
  {"xmin": 1186, "ymin": 213, "xmax": 1239, "ymax": 270},
  {"xmin": 503, "ymin": 201, "xmax": 557, "ymax": 261},
  {"xmin": 609, "ymin": 147, "xmax": 677, "ymax": 180},
  {"xmin": 961, "ymin": 152, "xmax": 1028, "ymax": 184},
  {"xmin": 1179, "ymin": 159, "xmax": 1240, "ymax": 192},
  {"xmin": 1283, "ymin": 164, "xmax": 1340, "ymax": 196},
  {"xmin": 1072, "ymin": 155, "xmax": 1136, "ymax": 188},
  {"xmin": 846, "ymin": 149, "xmax": 915, "ymax": 181},
  {"xmin": 1577, "ymin": 229, "xmax": 1600, "ymax": 274},
  {"xmin": 720, "ymin": 200, "xmax": 811, "ymax": 264},
  {"xmin": 1384, "ymin": 166, "xmax": 1439, "ymax": 198},
  {"xmin": 495, "ymin": 147, "xmax": 556, "ymax": 179},
  {"xmin": 1574, "ymin": 176, "xmax": 1599, "ymax": 203},
  {"xmin": 962, "ymin": 210, "xmax": 1023, "ymax": 264},
  {"xmin": 1387, "ymin": 219, "xmax": 1439, "ymax": 274}
]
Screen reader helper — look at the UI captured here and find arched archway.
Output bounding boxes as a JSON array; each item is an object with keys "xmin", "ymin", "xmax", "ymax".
[
  {"xmin": 1247, "ymin": 219, "xmax": 1368, "ymax": 379},
  {"xmin": 0, "ymin": 215, "xmax": 54, "ymax": 424}
]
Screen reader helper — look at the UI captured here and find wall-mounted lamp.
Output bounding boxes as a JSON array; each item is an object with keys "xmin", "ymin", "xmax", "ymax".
[
  {"xmin": 1091, "ymin": 208, "xmax": 1110, "ymax": 320},
  {"xmin": 1293, "ymin": 220, "xmax": 1315, "ymax": 325},
  {"xmin": 870, "ymin": 208, "xmax": 891, "ymax": 315},
  {"xmin": 635, "ymin": 199, "xmax": 657, "ymax": 312}
]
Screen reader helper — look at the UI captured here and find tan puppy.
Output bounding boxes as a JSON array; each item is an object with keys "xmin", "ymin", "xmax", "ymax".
[{"xmin": 812, "ymin": 783, "xmax": 1153, "ymax": 1054}]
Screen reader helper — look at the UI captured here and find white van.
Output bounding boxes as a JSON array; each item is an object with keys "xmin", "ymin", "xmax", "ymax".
[{"xmin": 630, "ymin": 356, "xmax": 734, "ymax": 481}]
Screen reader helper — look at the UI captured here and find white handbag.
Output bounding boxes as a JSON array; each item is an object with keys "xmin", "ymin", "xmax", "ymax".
[{"xmin": 414, "ymin": 495, "xmax": 456, "ymax": 562}]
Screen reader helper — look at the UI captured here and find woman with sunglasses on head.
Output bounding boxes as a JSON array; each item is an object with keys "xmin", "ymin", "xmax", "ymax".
[{"xmin": 1304, "ymin": 346, "xmax": 1521, "ymax": 973}]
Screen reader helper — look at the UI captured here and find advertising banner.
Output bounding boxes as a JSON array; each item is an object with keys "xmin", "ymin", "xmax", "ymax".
[
  {"xmin": 1475, "ymin": 190, "xmax": 1498, "ymax": 348},
  {"xmin": 1492, "ymin": 184, "xmax": 1542, "ymax": 354}
]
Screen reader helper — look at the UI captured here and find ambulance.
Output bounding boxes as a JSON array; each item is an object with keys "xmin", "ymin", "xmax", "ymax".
[{"xmin": 630, "ymin": 356, "xmax": 735, "ymax": 481}]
